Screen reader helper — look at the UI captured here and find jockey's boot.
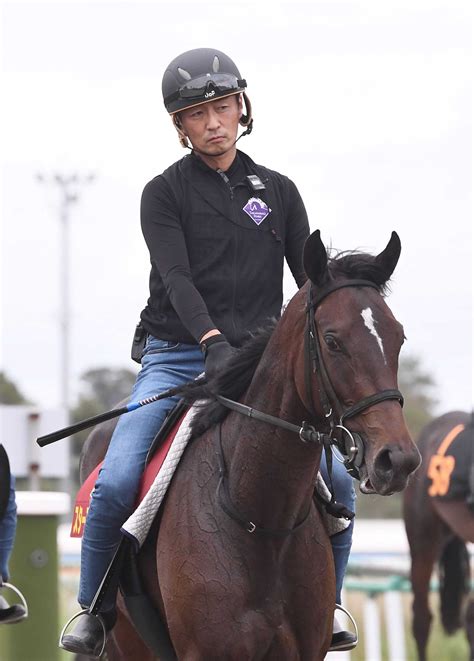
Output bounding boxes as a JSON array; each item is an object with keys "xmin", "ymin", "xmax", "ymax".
[
  {"xmin": 60, "ymin": 608, "xmax": 116, "ymax": 658},
  {"xmin": 328, "ymin": 614, "xmax": 358, "ymax": 652},
  {"xmin": 0, "ymin": 595, "xmax": 27, "ymax": 625}
]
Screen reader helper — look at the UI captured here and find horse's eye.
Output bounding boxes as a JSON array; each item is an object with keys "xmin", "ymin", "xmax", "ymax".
[{"xmin": 324, "ymin": 334, "xmax": 340, "ymax": 351}]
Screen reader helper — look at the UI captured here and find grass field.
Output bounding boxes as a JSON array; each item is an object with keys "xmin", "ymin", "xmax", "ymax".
[{"xmin": 343, "ymin": 589, "xmax": 469, "ymax": 661}]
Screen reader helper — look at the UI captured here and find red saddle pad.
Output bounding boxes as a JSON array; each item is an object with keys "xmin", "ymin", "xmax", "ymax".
[{"xmin": 70, "ymin": 411, "xmax": 187, "ymax": 538}]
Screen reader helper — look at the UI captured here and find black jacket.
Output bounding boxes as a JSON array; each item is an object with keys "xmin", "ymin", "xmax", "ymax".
[{"xmin": 139, "ymin": 150, "xmax": 309, "ymax": 346}]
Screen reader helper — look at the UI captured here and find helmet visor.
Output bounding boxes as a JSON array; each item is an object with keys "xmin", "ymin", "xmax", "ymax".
[{"xmin": 165, "ymin": 74, "xmax": 246, "ymax": 108}]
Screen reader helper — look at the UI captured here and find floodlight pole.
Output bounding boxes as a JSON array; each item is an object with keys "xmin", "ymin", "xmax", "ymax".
[{"xmin": 36, "ymin": 172, "xmax": 95, "ymax": 412}]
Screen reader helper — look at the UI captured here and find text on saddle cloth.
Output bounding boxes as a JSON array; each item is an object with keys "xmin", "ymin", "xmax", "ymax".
[
  {"xmin": 427, "ymin": 423, "xmax": 473, "ymax": 500},
  {"xmin": 70, "ymin": 403, "xmax": 349, "ymax": 544}
]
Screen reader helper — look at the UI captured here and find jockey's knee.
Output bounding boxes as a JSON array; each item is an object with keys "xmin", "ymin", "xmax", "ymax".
[{"xmin": 93, "ymin": 467, "xmax": 142, "ymax": 515}]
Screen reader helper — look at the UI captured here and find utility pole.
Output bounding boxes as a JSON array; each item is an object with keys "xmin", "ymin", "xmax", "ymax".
[{"xmin": 36, "ymin": 172, "xmax": 95, "ymax": 413}]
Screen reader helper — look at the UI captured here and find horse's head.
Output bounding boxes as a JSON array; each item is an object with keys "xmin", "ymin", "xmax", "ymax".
[{"xmin": 297, "ymin": 229, "xmax": 421, "ymax": 495}]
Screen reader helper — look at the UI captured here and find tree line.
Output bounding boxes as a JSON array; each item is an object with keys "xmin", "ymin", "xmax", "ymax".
[{"xmin": 0, "ymin": 355, "xmax": 438, "ymax": 518}]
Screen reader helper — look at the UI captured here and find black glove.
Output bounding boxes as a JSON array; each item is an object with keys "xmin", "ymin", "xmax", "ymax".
[{"xmin": 201, "ymin": 334, "xmax": 233, "ymax": 380}]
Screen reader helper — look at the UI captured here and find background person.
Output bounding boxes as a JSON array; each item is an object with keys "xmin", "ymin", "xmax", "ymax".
[{"xmin": 0, "ymin": 444, "xmax": 27, "ymax": 624}]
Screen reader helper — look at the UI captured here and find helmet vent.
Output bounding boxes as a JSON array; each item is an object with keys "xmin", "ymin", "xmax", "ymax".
[
  {"xmin": 212, "ymin": 56, "xmax": 220, "ymax": 72},
  {"xmin": 177, "ymin": 67, "xmax": 192, "ymax": 81}
]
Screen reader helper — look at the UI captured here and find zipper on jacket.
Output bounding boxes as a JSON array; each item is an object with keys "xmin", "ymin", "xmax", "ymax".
[
  {"xmin": 216, "ymin": 169, "xmax": 234, "ymax": 199},
  {"xmin": 216, "ymin": 169, "xmax": 239, "ymax": 336}
]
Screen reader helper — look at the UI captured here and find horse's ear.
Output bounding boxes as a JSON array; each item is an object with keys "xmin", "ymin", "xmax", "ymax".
[
  {"xmin": 375, "ymin": 231, "xmax": 401, "ymax": 283},
  {"xmin": 303, "ymin": 229, "xmax": 329, "ymax": 286}
]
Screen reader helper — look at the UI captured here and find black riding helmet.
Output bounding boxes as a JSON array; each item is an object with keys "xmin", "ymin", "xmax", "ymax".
[{"xmin": 162, "ymin": 48, "xmax": 252, "ymax": 131}]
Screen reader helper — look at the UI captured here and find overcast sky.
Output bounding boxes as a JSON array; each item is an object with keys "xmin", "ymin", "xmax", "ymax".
[{"xmin": 1, "ymin": 0, "xmax": 472, "ymax": 417}]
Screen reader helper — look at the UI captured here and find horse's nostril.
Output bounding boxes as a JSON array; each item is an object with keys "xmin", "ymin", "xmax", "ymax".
[
  {"xmin": 374, "ymin": 445, "xmax": 421, "ymax": 481},
  {"xmin": 375, "ymin": 448, "xmax": 393, "ymax": 475}
]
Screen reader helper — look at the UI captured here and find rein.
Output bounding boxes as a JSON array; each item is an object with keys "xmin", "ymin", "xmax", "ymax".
[{"xmin": 215, "ymin": 395, "xmax": 331, "ymax": 445}]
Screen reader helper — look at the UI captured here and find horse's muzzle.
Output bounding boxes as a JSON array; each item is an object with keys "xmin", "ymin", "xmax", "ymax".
[{"xmin": 369, "ymin": 443, "xmax": 421, "ymax": 495}]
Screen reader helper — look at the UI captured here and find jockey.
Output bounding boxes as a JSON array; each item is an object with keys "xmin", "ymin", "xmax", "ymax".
[
  {"xmin": 0, "ymin": 444, "xmax": 27, "ymax": 624},
  {"xmin": 462, "ymin": 412, "xmax": 474, "ymax": 511},
  {"xmin": 61, "ymin": 48, "xmax": 357, "ymax": 656},
  {"xmin": 463, "ymin": 411, "xmax": 474, "ymax": 512}
]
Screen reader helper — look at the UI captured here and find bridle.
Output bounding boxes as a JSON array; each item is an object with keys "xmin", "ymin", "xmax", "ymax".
[
  {"xmin": 215, "ymin": 278, "xmax": 404, "ymax": 536},
  {"xmin": 305, "ymin": 280, "xmax": 404, "ymax": 479}
]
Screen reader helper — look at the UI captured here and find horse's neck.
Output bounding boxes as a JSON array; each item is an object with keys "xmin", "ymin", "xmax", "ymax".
[{"xmin": 221, "ymin": 338, "xmax": 322, "ymax": 532}]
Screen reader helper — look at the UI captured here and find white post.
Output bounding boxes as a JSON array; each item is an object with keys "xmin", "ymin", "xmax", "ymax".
[
  {"xmin": 27, "ymin": 412, "xmax": 41, "ymax": 490},
  {"xmin": 384, "ymin": 590, "xmax": 406, "ymax": 661},
  {"xmin": 364, "ymin": 594, "xmax": 381, "ymax": 661}
]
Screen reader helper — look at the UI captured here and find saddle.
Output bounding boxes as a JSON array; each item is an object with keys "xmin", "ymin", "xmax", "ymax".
[{"xmin": 427, "ymin": 423, "xmax": 474, "ymax": 502}]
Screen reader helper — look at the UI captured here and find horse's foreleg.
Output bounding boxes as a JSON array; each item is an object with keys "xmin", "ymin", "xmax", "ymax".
[
  {"xmin": 410, "ymin": 547, "xmax": 437, "ymax": 661},
  {"xmin": 465, "ymin": 595, "xmax": 474, "ymax": 661}
]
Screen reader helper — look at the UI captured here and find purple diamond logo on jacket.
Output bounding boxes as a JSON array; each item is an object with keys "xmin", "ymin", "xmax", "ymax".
[{"xmin": 243, "ymin": 197, "xmax": 272, "ymax": 225}]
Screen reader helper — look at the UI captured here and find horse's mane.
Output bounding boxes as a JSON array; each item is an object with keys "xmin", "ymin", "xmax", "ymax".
[
  {"xmin": 326, "ymin": 250, "xmax": 392, "ymax": 295},
  {"xmin": 183, "ymin": 322, "xmax": 276, "ymax": 438},
  {"xmin": 183, "ymin": 249, "xmax": 390, "ymax": 438}
]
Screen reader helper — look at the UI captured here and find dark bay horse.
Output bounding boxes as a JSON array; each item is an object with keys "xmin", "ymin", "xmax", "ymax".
[
  {"xmin": 403, "ymin": 411, "xmax": 474, "ymax": 661},
  {"xmin": 80, "ymin": 230, "xmax": 421, "ymax": 660}
]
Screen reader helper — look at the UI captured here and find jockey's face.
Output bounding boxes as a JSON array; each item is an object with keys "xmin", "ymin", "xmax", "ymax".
[{"xmin": 178, "ymin": 95, "xmax": 242, "ymax": 164}]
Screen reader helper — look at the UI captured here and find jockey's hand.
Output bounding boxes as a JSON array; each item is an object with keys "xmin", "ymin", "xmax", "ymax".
[{"xmin": 201, "ymin": 334, "xmax": 233, "ymax": 380}]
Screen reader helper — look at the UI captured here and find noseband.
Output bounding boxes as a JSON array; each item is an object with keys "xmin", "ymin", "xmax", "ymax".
[{"xmin": 305, "ymin": 280, "xmax": 404, "ymax": 478}]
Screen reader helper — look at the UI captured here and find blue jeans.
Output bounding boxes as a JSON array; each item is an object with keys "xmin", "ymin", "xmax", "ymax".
[
  {"xmin": 319, "ymin": 454, "xmax": 356, "ymax": 604},
  {"xmin": 78, "ymin": 337, "xmax": 204, "ymax": 610},
  {"xmin": 0, "ymin": 476, "xmax": 17, "ymax": 582}
]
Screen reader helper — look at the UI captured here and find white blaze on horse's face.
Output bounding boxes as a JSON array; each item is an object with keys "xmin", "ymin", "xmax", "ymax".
[{"xmin": 361, "ymin": 307, "xmax": 387, "ymax": 364}]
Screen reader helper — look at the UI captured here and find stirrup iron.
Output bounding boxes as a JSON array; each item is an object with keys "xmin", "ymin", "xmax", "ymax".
[
  {"xmin": 0, "ymin": 582, "xmax": 28, "ymax": 619},
  {"xmin": 335, "ymin": 603, "xmax": 359, "ymax": 644},
  {"xmin": 59, "ymin": 608, "xmax": 107, "ymax": 659}
]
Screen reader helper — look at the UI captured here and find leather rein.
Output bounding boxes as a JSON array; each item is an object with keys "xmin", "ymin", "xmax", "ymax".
[{"xmin": 214, "ymin": 279, "xmax": 404, "ymax": 536}]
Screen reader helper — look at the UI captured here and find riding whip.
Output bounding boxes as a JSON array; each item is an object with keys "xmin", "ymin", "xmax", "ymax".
[{"xmin": 36, "ymin": 374, "xmax": 206, "ymax": 447}]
